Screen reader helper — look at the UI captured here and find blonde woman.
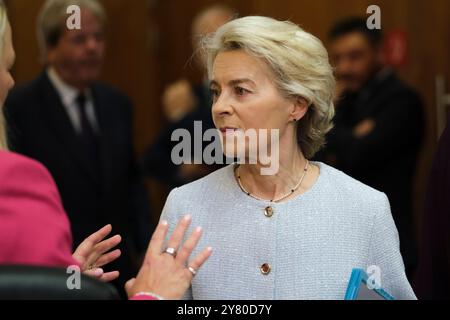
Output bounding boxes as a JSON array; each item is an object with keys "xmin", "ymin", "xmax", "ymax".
[
  {"xmin": 0, "ymin": 1, "xmax": 211, "ymax": 300},
  {"xmin": 161, "ymin": 16, "xmax": 416, "ymax": 300}
]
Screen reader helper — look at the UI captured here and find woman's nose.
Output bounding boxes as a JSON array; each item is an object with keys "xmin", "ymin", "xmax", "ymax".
[{"xmin": 212, "ymin": 94, "xmax": 233, "ymax": 117}]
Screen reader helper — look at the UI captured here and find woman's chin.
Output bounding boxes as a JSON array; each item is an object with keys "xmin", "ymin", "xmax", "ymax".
[{"xmin": 222, "ymin": 143, "xmax": 246, "ymax": 160}]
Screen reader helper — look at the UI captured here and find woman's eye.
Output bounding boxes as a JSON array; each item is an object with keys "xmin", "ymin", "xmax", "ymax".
[
  {"xmin": 235, "ymin": 86, "xmax": 250, "ymax": 96},
  {"xmin": 210, "ymin": 89, "xmax": 220, "ymax": 100},
  {"xmin": 209, "ymin": 89, "xmax": 219, "ymax": 97}
]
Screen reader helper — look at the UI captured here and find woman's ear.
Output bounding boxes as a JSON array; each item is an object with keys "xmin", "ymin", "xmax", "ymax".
[{"xmin": 290, "ymin": 97, "xmax": 309, "ymax": 122}]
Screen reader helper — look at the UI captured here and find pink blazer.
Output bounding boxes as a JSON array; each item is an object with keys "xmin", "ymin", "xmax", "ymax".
[
  {"xmin": 0, "ymin": 151, "xmax": 78, "ymax": 268},
  {"xmin": 0, "ymin": 151, "xmax": 157, "ymax": 300}
]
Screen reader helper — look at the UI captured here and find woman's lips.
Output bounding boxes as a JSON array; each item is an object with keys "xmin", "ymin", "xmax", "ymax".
[{"xmin": 220, "ymin": 127, "xmax": 240, "ymax": 135}]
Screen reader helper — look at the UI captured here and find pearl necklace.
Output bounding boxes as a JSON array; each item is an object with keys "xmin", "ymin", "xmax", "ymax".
[{"xmin": 235, "ymin": 160, "xmax": 310, "ymax": 203}]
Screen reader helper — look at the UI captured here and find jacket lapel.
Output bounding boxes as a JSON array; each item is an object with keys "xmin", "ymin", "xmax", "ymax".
[{"xmin": 39, "ymin": 72, "xmax": 100, "ymax": 186}]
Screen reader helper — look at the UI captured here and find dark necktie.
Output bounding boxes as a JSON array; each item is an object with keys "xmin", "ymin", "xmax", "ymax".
[{"xmin": 76, "ymin": 93, "xmax": 100, "ymax": 172}]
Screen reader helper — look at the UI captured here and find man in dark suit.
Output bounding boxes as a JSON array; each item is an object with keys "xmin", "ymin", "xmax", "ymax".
[
  {"xmin": 315, "ymin": 17, "xmax": 425, "ymax": 279},
  {"xmin": 4, "ymin": 0, "xmax": 151, "ymax": 295}
]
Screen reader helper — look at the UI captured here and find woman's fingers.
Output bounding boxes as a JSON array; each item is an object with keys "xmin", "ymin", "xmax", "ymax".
[
  {"xmin": 125, "ymin": 215, "xmax": 212, "ymax": 300},
  {"xmin": 166, "ymin": 215, "xmax": 192, "ymax": 253},
  {"xmin": 86, "ymin": 235, "xmax": 121, "ymax": 266},
  {"xmin": 94, "ymin": 249, "xmax": 121, "ymax": 268},
  {"xmin": 83, "ymin": 268, "xmax": 104, "ymax": 279},
  {"xmin": 148, "ymin": 220, "xmax": 170, "ymax": 256},
  {"xmin": 74, "ymin": 225, "xmax": 113, "ymax": 259},
  {"xmin": 94, "ymin": 235, "xmax": 122, "ymax": 256},
  {"xmin": 84, "ymin": 224, "xmax": 113, "ymax": 247},
  {"xmin": 84, "ymin": 268, "xmax": 120, "ymax": 283},
  {"xmin": 98, "ymin": 271, "xmax": 120, "ymax": 283},
  {"xmin": 175, "ymin": 226, "xmax": 203, "ymax": 265},
  {"xmin": 188, "ymin": 247, "xmax": 213, "ymax": 274}
]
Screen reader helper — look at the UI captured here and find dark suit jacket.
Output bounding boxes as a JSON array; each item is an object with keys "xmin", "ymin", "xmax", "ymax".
[
  {"xmin": 414, "ymin": 116, "xmax": 450, "ymax": 299},
  {"xmin": 315, "ymin": 69, "xmax": 425, "ymax": 276},
  {"xmin": 4, "ymin": 71, "xmax": 152, "ymax": 292}
]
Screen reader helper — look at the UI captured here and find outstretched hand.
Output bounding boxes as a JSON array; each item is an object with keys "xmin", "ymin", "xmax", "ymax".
[
  {"xmin": 72, "ymin": 224, "xmax": 122, "ymax": 282},
  {"xmin": 126, "ymin": 215, "xmax": 212, "ymax": 300}
]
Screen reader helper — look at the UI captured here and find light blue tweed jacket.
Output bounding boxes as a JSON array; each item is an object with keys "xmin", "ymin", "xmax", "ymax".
[{"xmin": 160, "ymin": 162, "xmax": 417, "ymax": 300}]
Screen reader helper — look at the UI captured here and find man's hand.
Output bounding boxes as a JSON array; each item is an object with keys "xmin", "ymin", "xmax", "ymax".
[
  {"xmin": 162, "ymin": 79, "xmax": 197, "ymax": 122},
  {"xmin": 72, "ymin": 224, "xmax": 122, "ymax": 282}
]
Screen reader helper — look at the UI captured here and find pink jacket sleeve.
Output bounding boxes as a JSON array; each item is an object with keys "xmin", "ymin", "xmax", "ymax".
[{"xmin": 0, "ymin": 151, "xmax": 78, "ymax": 268}]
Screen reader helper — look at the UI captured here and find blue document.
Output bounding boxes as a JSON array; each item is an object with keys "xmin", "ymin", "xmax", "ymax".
[{"xmin": 345, "ymin": 268, "xmax": 395, "ymax": 300}]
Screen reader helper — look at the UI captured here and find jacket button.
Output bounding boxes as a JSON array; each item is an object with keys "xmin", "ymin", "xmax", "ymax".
[
  {"xmin": 264, "ymin": 206, "xmax": 274, "ymax": 218},
  {"xmin": 260, "ymin": 263, "xmax": 271, "ymax": 275}
]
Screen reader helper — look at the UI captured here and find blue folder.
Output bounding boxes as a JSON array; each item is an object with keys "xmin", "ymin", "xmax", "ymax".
[{"xmin": 344, "ymin": 268, "xmax": 395, "ymax": 300}]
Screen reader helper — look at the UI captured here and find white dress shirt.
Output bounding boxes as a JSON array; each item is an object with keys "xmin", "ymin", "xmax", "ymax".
[{"xmin": 47, "ymin": 67, "xmax": 99, "ymax": 134}]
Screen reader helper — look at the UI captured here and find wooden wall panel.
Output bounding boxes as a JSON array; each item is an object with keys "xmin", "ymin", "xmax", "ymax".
[{"xmin": 4, "ymin": 0, "xmax": 450, "ymax": 235}]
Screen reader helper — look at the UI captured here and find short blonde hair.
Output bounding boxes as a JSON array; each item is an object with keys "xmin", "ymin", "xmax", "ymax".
[
  {"xmin": 203, "ymin": 16, "xmax": 335, "ymax": 158},
  {"xmin": 0, "ymin": 0, "xmax": 9, "ymax": 150},
  {"xmin": 37, "ymin": 0, "xmax": 106, "ymax": 60}
]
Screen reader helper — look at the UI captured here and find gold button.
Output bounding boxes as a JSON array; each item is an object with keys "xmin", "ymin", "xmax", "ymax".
[
  {"xmin": 264, "ymin": 206, "xmax": 274, "ymax": 218},
  {"xmin": 260, "ymin": 263, "xmax": 271, "ymax": 275}
]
